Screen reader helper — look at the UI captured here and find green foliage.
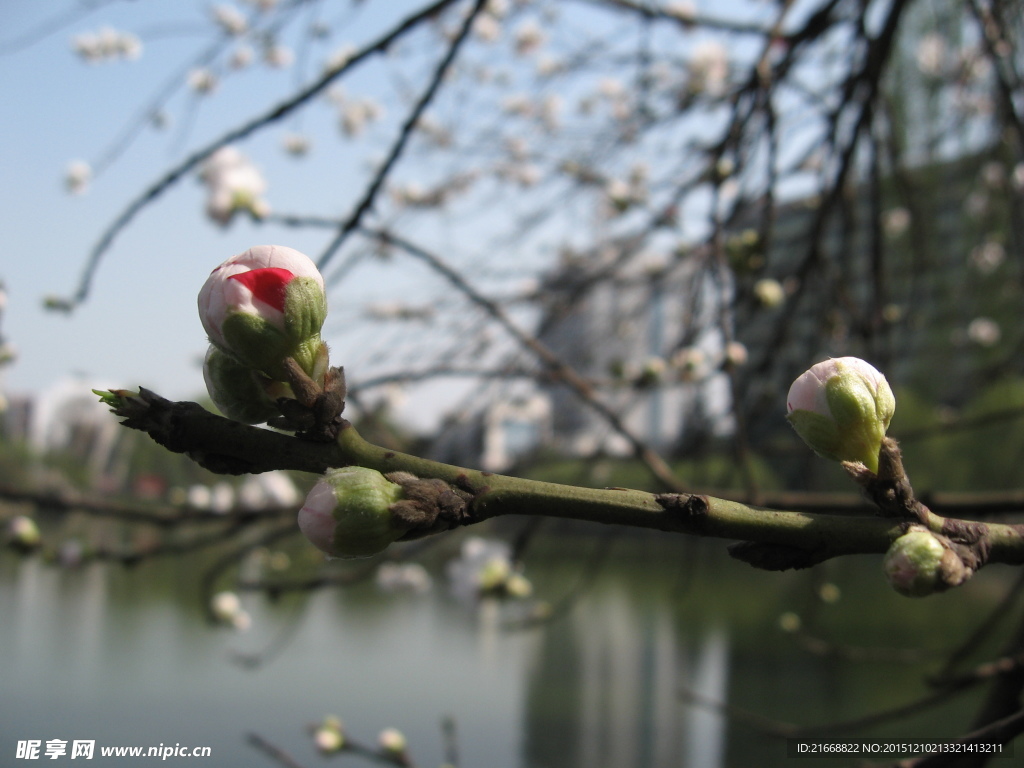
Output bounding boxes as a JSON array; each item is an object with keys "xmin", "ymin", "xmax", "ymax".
[{"xmin": 896, "ymin": 378, "xmax": 1024, "ymax": 491}]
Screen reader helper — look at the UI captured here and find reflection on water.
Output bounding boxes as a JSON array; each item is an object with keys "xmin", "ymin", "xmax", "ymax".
[{"xmin": 0, "ymin": 529, "xmax": 1012, "ymax": 767}]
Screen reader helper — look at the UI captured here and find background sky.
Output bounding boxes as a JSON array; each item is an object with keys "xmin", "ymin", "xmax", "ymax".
[{"xmin": 0, "ymin": 0, "xmax": 443, "ymax": 423}]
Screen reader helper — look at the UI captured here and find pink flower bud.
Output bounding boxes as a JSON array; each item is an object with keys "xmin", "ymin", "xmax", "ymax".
[
  {"xmin": 786, "ymin": 357, "xmax": 895, "ymax": 472},
  {"xmin": 198, "ymin": 245, "xmax": 327, "ymax": 379},
  {"xmin": 298, "ymin": 467, "xmax": 410, "ymax": 559}
]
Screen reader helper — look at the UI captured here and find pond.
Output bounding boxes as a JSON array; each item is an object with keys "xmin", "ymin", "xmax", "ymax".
[{"xmin": 0, "ymin": 521, "xmax": 1015, "ymax": 767}]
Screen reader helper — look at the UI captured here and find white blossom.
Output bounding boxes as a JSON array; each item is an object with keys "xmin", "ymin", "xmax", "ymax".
[
  {"xmin": 967, "ymin": 317, "xmax": 1000, "ymax": 347},
  {"xmin": 882, "ymin": 207, "xmax": 911, "ymax": 238},
  {"xmin": 474, "ymin": 14, "xmax": 501, "ymax": 42},
  {"xmin": 915, "ymin": 33, "xmax": 946, "ymax": 77},
  {"xmin": 199, "ymin": 147, "xmax": 269, "ymax": 224},
  {"xmin": 187, "ymin": 68, "xmax": 218, "ymax": 93},
  {"xmin": 212, "ymin": 5, "xmax": 248, "ymax": 36},
  {"xmin": 514, "ymin": 20, "xmax": 545, "ymax": 56},
  {"xmin": 970, "ymin": 241, "xmax": 1005, "ymax": 274},
  {"xmin": 64, "ymin": 161, "xmax": 92, "ymax": 195},
  {"xmin": 71, "ymin": 26, "xmax": 141, "ymax": 63},
  {"xmin": 688, "ymin": 41, "xmax": 730, "ymax": 96},
  {"xmin": 753, "ymin": 278, "xmax": 785, "ymax": 308},
  {"xmin": 282, "ymin": 133, "xmax": 311, "ymax": 156},
  {"xmin": 263, "ymin": 44, "xmax": 294, "ymax": 68}
]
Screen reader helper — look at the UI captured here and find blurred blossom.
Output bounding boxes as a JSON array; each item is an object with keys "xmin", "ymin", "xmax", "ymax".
[
  {"xmin": 536, "ymin": 56, "xmax": 563, "ymax": 77},
  {"xmin": 0, "ymin": 342, "xmax": 16, "ymax": 367},
  {"xmin": 666, "ymin": 2, "xmax": 697, "ymax": 22},
  {"xmin": 238, "ymin": 471, "xmax": 299, "ymax": 509},
  {"xmin": 210, "ymin": 482, "xmax": 235, "ymax": 513},
  {"xmin": 514, "ymin": 20, "xmax": 545, "ymax": 56},
  {"xmin": 324, "ymin": 45, "xmax": 355, "ymax": 73},
  {"xmin": 485, "ymin": 0, "xmax": 509, "ymax": 16},
  {"xmin": 414, "ymin": 115, "xmax": 452, "ymax": 147},
  {"xmin": 965, "ymin": 190, "xmax": 988, "ymax": 218},
  {"xmin": 882, "ymin": 207, "xmax": 910, "ymax": 238},
  {"xmin": 502, "ymin": 94, "xmax": 533, "ymax": 117},
  {"xmin": 229, "ymin": 45, "xmax": 253, "ymax": 69},
  {"xmin": 779, "ymin": 612, "xmax": 801, "ymax": 633},
  {"xmin": 263, "ymin": 44, "xmax": 294, "ymax": 68},
  {"xmin": 915, "ymin": 33, "xmax": 946, "ymax": 76},
  {"xmin": 64, "ymin": 161, "xmax": 92, "ymax": 195},
  {"xmin": 970, "ymin": 241, "xmax": 1005, "ymax": 274},
  {"xmin": 376, "ymin": 562, "xmax": 433, "ymax": 594},
  {"xmin": 672, "ymin": 347, "xmax": 706, "ymax": 381},
  {"xmin": 724, "ymin": 341, "xmax": 748, "ymax": 367},
  {"xmin": 378, "ymin": 728, "xmax": 407, "ymax": 755},
  {"xmin": 312, "ymin": 717, "xmax": 344, "ymax": 754},
  {"xmin": 688, "ymin": 41, "xmax": 729, "ymax": 96},
  {"xmin": 199, "ymin": 146, "xmax": 269, "ymax": 224},
  {"xmin": 753, "ymin": 278, "xmax": 785, "ymax": 308},
  {"xmin": 212, "ymin": 5, "xmax": 248, "ymax": 36},
  {"xmin": 282, "ymin": 133, "xmax": 311, "ymax": 157},
  {"xmin": 981, "ymin": 161, "xmax": 1005, "ymax": 188},
  {"xmin": 597, "ymin": 77, "xmax": 625, "ymax": 99},
  {"xmin": 187, "ymin": 68, "xmax": 218, "ymax": 93},
  {"xmin": 242, "ymin": 0, "xmax": 279, "ymax": 10},
  {"xmin": 210, "ymin": 591, "xmax": 251, "ymax": 630},
  {"xmin": 72, "ymin": 26, "xmax": 141, "ymax": 63},
  {"xmin": 447, "ymin": 537, "xmax": 531, "ymax": 602},
  {"xmin": 967, "ymin": 317, "xmax": 1000, "ymax": 347},
  {"xmin": 540, "ymin": 94, "xmax": 562, "ymax": 131},
  {"xmin": 473, "ymin": 14, "xmax": 501, "ymax": 42},
  {"xmin": 339, "ymin": 99, "xmax": 383, "ymax": 137},
  {"xmin": 188, "ymin": 484, "xmax": 213, "ymax": 509}
]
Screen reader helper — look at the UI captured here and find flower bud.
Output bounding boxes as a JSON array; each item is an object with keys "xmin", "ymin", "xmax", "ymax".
[
  {"xmin": 198, "ymin": 245, "xmax": 327, "ymax": 381},
  {"xmin": 210, "ymin": 590, "xmax": 252, "ymax": 630},
  {"xmin": 6, "ymin": 515, "xmax": 41, "ymax": 553},
  {"xmin": 298, "ymin": 467, "xmax": 411, "ymax": 559},
  {"xmin": 313, "ymin": 716, "xmax": 345, "ymax": 754},
  {"xmin": 786, "ymin": 357, "xmax": 895, "ymax": 473},
  {"xmin": 377, "ymin": 728, "xmax": 407, "ymax": 755},
  {"xmin": 203, "ymin": 346, "xmax": 281, "ymax": 424},
  {"xmin": 883, "ymin": 528, "xmax": 950, "ymax": 597}
]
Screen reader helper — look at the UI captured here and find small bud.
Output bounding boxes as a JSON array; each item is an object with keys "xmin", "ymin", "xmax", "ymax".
[
  {"xmin": 210, "ymin": 590, "xmax": 252, "ymax": 630},
  {"xmin": 6, "ymin": 515, "xmax": 41, "ymax": 553},
  {"xmin": 203, "ymin": 346, "xmax": 281, "ymax": 424},
  {"xmin": 786, "ymin": 357, "xmax": 895, "ymax": 473},
  {"xmin": 378, "ymin": 727, "xmax": 407, "ymax": 755},
  {"xmin": 298, "ymin": 467, "xmax": 412, "ymax": 559},
  {"xmin": 883, "ymin": 528, "xmax": 950, "ymax": 597},
  {"xmin": 198, "ymin": 245, "xmax": 328, "ymax": 381},
  {"xmin": 313, "ymin": 716, "xmax": 345, "ymax": 754}
]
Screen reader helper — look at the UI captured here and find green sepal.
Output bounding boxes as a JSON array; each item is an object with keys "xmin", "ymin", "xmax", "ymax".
[
  {"xmin": 786, "ymin": 409, "xmax": 842, "ymax": 462},
  {"xmin": 325, "ymin": 467, "xmax": 409, "ymax": 558},
  {"xmin": 825, "ymin": 373, "xmax": 888, "ymax": 471},
  {"xmin": 220, "ymin": 311, "xmax": 291, "ymax": 378},
  {"xmin": 284, "ymin": 276, "xmax": 327, "ymax": 345},
  {"xmin": 205, "ymin": 347, "xmax": 280, "ymax": 425}
]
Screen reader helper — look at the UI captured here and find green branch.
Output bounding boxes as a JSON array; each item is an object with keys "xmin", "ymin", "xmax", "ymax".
[{"xmin": 98, "ymin": 388, "xmax": 1024, "ymax": 572}]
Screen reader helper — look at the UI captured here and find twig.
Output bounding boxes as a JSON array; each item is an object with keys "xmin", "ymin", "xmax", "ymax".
[
  {"xmin": 62, "ymin": 0, "xmax": 461, "ymax": 309},
  {"xmin": 316, "ymin": 0, "xmax": 490, "ymax": 271},
  {"xmin": 247, "ymin": 732, "xmax": 310, "ymax": 768}
]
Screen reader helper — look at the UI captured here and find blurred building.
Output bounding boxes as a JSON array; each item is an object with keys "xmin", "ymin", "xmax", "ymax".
[{"xmin": 534, "ymin": 244, "xmax": 733, "ymax": 457}]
